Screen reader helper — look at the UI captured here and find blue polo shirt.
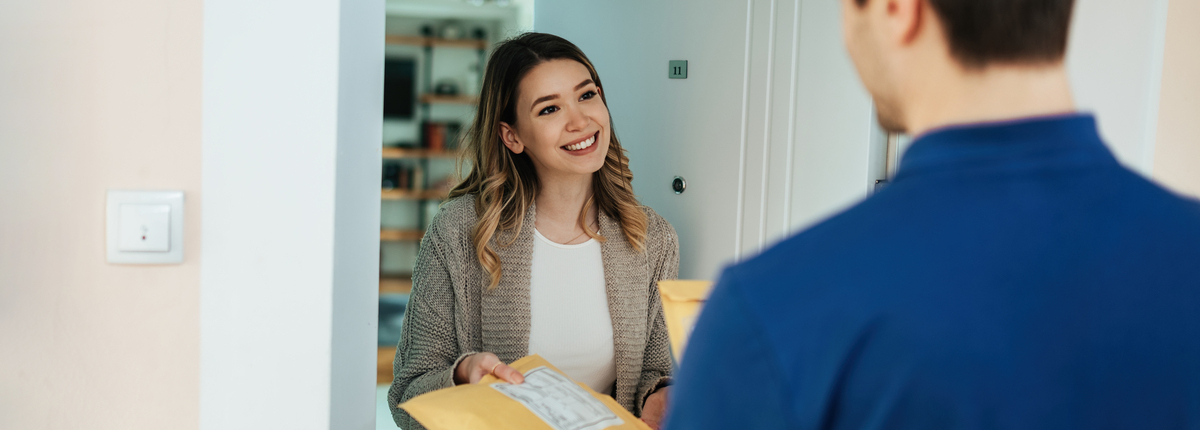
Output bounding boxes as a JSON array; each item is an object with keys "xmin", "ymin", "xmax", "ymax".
[{"xmin": 665, "ymin": 115, "xmax": 1200, "ymax": 429}]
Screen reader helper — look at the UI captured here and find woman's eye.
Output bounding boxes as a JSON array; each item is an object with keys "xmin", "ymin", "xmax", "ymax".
[
  {"xmin": 580, "ymin": 90, "xmax": 597, "ymax": 101},
  {"xmin": 538, "ymin": 105, "xmax": 559, "ymax": 116}
]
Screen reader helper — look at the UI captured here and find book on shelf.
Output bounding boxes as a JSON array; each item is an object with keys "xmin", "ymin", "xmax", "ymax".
[
  {"xmin": 382, "ymin": 161, "xmax": 425, "ymax": 191},
  {"xmin": 421, "ymin": 121, "xmax": 462, "ymax": 151}
]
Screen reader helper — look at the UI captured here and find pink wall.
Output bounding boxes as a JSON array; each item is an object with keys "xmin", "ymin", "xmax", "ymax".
[
  {"xmin": 1154, "ymin": 0, "xmax": 1200, "ymax": 197},
  {"xmin": 0, "ymin": 1, "xmax": 202, "ymax": 428}
]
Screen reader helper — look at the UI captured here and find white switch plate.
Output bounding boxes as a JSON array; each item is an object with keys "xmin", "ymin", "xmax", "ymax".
[
  {"xmin": 107, "ymin": 190, "xmax": 184, "ymax": 264},
  {"xmin": 118, "ymin": 204, "xmax": 171, "ymax": 252}
]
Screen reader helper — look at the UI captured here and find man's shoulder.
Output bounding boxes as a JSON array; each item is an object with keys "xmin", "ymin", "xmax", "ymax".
[
  {"xmin": 718, "ymin": 194, "xmax": 898, "ymax": 310},
  {"xmin": 741, "ymin": 192, "xmax": 892, "ymax": 270}
]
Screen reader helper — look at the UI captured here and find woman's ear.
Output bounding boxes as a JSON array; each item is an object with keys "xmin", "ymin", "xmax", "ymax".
[{"xmin": 498, "ymin": 122, "xmax": 524, "ymax": 154}]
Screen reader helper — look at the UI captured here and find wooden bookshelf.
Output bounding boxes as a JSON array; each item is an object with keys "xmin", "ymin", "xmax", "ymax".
[
  {"xmin": 379, "ymin": 346, "xmax": 396, "ymax": 385},
  {"xmin": 380, "ymin": 277, "xmax": 413, "ymax": 295},
  {"xmin": 380, "ymin": 229, "xmax": 425, "ymax": 242},
  {"xmin": 420, "ymin": 94, "xmax": 478, "ymax": 105},
  {"xmin": 382, "ymin": 147, "xmax": 462, "ymax": 160},
  {"xmin": 381, "ymin": 189, "xmax": 448, "ymax": 201},
  {"xmin": 385, "ymin": 35, "xmax": 488, "ymax": 50},
  {"xmin": 381, "ymin": 277, "xmax": 412, "ymax": 295}
]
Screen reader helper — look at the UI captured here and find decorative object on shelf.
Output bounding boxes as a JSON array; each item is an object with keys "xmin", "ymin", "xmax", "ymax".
[
  {"xmin": 434, "ymin": 78, "xmax": 460, "ymax": 96},
  {"xmin": 420, "ymin": 25, "xmax": 435, "ymax": 37},
  {"xmin": 439, "ymin": 21, "xmax": 465, "ymax": 40},
  {"xmin": 471, "ymin": 27, "xmax": 487, "ymax": 41}
]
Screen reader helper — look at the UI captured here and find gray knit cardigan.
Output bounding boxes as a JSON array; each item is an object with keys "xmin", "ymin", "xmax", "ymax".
[{"xmin": 388, "ymin": 195, "xmax": 680, "ymax": 428}]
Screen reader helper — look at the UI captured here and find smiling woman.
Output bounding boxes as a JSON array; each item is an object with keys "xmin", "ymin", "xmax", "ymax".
[{"xmin": 387, "ymin": 33, "xmax": 680, "ymax": 430}]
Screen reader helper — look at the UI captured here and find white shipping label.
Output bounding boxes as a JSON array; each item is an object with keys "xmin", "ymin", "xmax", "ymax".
[{"xmin": 490, "ymin": 366, "xmax": 625, "ymax": 430}]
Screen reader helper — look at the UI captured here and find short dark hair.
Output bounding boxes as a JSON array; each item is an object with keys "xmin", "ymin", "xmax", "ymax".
[{"xmin": 856, "ymin": 0, "xmax": 1075, "ymax": 68}]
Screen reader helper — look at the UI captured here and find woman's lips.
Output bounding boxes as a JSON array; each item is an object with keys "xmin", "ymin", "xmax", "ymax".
[{"xmin": 561, "ymin": 131, "xmax": 600, "ymax": 156}]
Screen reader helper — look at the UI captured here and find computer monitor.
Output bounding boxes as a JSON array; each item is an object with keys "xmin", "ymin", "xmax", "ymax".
[{"xmin": 383, "ymin": 58, "xmax": 416, "ymax": 119}]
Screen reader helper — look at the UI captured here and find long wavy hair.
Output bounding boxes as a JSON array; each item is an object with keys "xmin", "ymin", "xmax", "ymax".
[{"xmin": 449, "ymin": 32, "xmax": 647, "ymax": 289}]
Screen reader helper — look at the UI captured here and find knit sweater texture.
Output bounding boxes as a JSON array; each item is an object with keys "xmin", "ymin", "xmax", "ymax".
[{"xmin": 388, "ymin": 195, "xmax": 680, "ymax": 428}]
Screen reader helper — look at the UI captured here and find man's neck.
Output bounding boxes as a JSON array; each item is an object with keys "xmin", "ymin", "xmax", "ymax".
[{"xmin": 904, "ymin": 62, "xmax": 1076, "ymax": 137}]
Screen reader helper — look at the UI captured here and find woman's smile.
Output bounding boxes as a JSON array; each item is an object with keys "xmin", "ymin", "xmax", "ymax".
[{"xmin": 562, "ymin": 131, "xmax": 599, "ymax": 155}]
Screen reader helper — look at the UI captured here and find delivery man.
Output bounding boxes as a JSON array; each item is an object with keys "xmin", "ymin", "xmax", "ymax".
[{"xmin": 666, "ymin": 0, "xmax": 1200, "ymax": 428}]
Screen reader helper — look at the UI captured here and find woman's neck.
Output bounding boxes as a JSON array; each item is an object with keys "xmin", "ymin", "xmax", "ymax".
[{"xmin": 534, "ymin": 173, "xmax": 595, "ymax": 235}]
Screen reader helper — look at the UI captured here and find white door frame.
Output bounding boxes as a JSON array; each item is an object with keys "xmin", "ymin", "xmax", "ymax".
[{"xmin": 200, "ymin": 0, "xmax": 383, "ymax": 428}]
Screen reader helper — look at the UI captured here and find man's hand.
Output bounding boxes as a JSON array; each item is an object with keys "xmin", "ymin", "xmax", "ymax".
[
  {"xmin": 641, "ymin": 386, "xmax": 670, "ymax": 429},
  {"xmin": 453, "ymin": 352, "xmax": 525, "ymax": 385}
]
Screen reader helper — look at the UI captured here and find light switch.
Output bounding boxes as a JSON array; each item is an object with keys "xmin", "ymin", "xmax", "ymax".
[
  {"xmin": 118, "ymin": 204, "xmax": 171, "ymax": 252},
  {"xmin": 107, "ymin": 190, "xmax": 184, "ymax": 264}
]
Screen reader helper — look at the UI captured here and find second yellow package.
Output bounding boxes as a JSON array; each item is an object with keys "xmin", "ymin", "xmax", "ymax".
[{"xmin": 657, "ymin": 280, "xmax": 714, "ymax": 362}]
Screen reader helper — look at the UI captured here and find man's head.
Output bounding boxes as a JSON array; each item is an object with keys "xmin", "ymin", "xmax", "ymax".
[{"xmin": 842, "ymin": 0, "xmax": 1076, "ymax": 133}]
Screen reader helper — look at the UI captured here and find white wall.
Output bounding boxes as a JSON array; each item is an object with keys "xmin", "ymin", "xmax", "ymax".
[
  {"xmin": 201, "ymin": 0, "xmax": 382, "ymax": 429},
  {"xmin": 1153, "ymin": 0, "xmax": 1200, "ymax": 197},
  {"xmin": 1067, "ymin": 0, "xmax": 1171, "ymax": 174},
  {"xmin": 0, "ymin": 1, "xmax": 202, "ymax": 428}
]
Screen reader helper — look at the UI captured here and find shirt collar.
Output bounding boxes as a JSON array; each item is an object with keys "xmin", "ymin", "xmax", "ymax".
[{"xmin": 895, "ymin": 113, "xmax": 1118, "ymax": 180}]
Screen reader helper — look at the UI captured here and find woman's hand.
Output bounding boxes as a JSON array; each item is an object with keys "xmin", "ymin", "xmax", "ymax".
[
  {"xmin": 453, "ymin": 352, "xmax": 525, "ymax": 385},
  {"xmin": 641, "ymin": 386, "xmax": 670, "ymax": 429}
]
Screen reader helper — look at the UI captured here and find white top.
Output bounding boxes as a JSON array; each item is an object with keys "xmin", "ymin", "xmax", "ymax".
[{"xmin": 527, "ymin": 228, "xmax": 617, "ymax": 395}]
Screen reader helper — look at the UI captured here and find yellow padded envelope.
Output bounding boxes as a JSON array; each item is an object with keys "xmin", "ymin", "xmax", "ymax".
[
  {"xmin": 656, "ymin": 280, "xmax": 714, "ymax": 362},
  {"xmin": 400, "ymin": 354, "xmax": 652, "ymax": 430}
]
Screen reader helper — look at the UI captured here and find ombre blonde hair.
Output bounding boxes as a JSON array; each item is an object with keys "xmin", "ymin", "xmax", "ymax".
[{"xmin": 449, "ymin": 32, "xmax": 647, "ymax": 289}]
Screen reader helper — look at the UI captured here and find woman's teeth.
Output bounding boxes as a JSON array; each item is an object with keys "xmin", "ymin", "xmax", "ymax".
[{"xmin": 565, "ymin": 134, "xmax": 596, "ymax": 151}]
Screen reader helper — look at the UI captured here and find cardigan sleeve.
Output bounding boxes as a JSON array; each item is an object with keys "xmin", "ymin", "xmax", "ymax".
[
  {"xmin": 387, "ymin": 224, "xmax": 477, "ymax": 429},
  {"xmin": 634, "ymin": 209, "xmax": 681, "ymax": 416}
]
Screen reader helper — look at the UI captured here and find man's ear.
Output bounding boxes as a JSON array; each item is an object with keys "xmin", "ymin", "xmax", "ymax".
[
  {"xmin": 499, "ymin": 122, "xmax": 524, "ymax": 154},
  {"xmin": 886, "ymin": 0, "xmax": 924, "ymax": 47}
]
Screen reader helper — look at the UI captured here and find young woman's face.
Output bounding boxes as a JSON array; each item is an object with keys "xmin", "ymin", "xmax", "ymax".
[{"xmin": 500, "ymin": 59, "xmax": 611, "ymax": 181}]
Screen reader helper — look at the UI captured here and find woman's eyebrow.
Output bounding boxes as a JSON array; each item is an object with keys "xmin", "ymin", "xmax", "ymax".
[
  {"xmin": 530, "ymin": 79, "xmax": 596, "ymax": 111},
  {"xmin": 531, "ymin": 93, "xmax": 559, "ymax": 109}
]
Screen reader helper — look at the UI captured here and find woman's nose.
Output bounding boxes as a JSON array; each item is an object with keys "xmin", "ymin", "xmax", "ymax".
[{"xmin": 565, "ymin": 106, "xmax": 588, "ymax": 131}]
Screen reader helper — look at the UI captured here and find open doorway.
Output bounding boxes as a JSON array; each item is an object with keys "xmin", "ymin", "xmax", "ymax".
[{"xmin": 375, "ymin": 1, "xmax": 533, "ymax": 428}]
